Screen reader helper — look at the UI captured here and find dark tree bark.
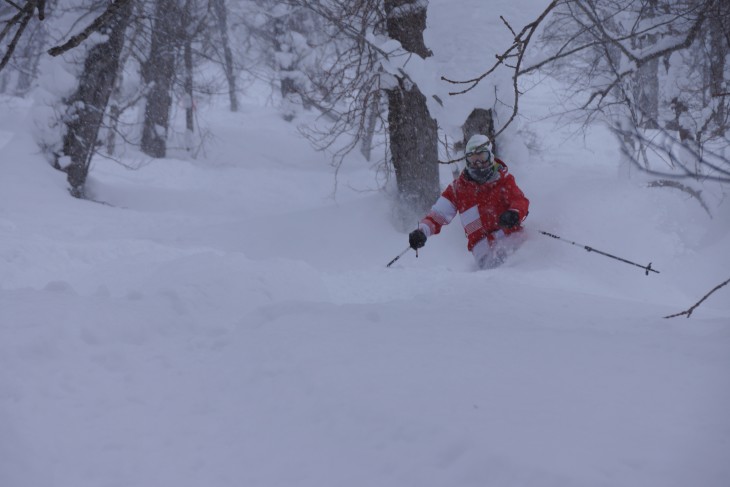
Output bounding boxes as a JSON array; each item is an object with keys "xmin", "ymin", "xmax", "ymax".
[
  {"xmin": 708, "ymin": 1, "xmax": 727, "ymax": 136},
  {"xmin": 387, "ymin": 77, "xmax": 439, "ymax": 213},
  {"xmin": 0, "ymin": 0, "xmax": 37, "ymax": 73},
  {"xmin": 462, "ymin": 108, "xmax": 495, "ymax": 152},
  {"xmin": 182, "ymin": 0, "xmax": 195, "ymax": 141},
  {"xmin": 385, "ymin": 0, "xmax": 439, "ymax": 218},
  {"xmin": 212, "ymin": 0, "xmax": 238, "ymax": 112},
  {"xmin": 184, "ymin": 38, "xmax": 194, "ymax": 135},
  {"xmin": 385, "ymin": 0, "xmax": 430, "ymax": 57},
  {"xmin": 631, "ymin": 0, "xmax": 659, "ymax": 129},
  {"xmin": 55, "ymin": 0, "xmax": 131, "ymax": 197},
  {"xmin": 141, "ymin": 0, "xmax": 180, "ymax": 158}
]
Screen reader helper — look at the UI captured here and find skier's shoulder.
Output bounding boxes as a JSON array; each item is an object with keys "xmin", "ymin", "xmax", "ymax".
[{"xmin": 494, "ymin": 159, "xmax": 519, "ymax": 184}]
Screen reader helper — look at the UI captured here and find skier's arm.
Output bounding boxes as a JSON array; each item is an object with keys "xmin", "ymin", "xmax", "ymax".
[
  {"xmin": 502, "ymin": 174, "xmax": 529, "ymax": 222},
  {"xmin": 419, "ymin": 185, "xmax": 458, "ymax": 237}
]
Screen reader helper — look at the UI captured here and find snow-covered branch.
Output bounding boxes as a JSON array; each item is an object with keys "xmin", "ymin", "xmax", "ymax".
[
  {"xmin": 48, "ymin": 0, "xmax": 133, "ymax": 57},
  {"xmin": 451, "ymin": 0, "xmax": 730, "ymax": 181}
]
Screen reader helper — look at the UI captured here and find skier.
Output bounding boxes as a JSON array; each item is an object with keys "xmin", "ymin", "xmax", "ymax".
[{"xmin": 408, "ymin": 134, "xmax": 530, "ymax": 269}]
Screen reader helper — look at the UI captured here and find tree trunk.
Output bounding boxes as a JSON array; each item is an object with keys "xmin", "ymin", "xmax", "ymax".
[
  {"xmin": 14, "ymin": 23, "xmax": 45, "ymax": 95},
  {"xmin": 360, "ymin": 89, "xmax": 381, "ymax": 162},
  {"xmin": 181, "ymin": 0, "xmax": 203, "ymax": 154},
  {"xmin": 106, "ymin": 5, "xmax": 141, "ymax": 156},
  {"xmin": 141, "ymin": 0, "xmax": 180, "ymax": 158},
  {"xmin": 708, "ymin": 1, "xmax": 727, "ymax": 136},
  {"xmin": 273, "ymin": 11, "xmax": 298, "ymax": 121},
  {"xmin": 56, "ymin": 0, "xmax": 131, "ymax": 197},
  {"xmin": 632, "ymin": 0, "xmax": 659, "ymax": 129},
  {"xmin": 14, "ymin": 0, "xmax": 58, "ymax": 94},
  {"xmin": 182, "ymin": 0, "xmax": 195, "ymax": 139},
  {"xmin": 384, "ymin": 0, "xmax": 439, "ymax": 220},
  {"xmin": 184, "ymin": 34, "xmax": 194, "ymax": 137},
  {"xmin": 212, "ymin": 0, "xmax": 238, "ymax": 112},
  {"xmin": 387, "ymin": 79, "xmax": 439, "ymax": 217}
]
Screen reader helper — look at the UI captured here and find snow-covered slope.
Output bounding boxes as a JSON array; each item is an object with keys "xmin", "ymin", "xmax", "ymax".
[{"xmin": 1, "ymin": 32, "xmax": 729, "ymax": 487}]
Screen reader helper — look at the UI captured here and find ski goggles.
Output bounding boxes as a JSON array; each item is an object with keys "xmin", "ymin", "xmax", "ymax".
[{"xmin": 465, "ymin": 149, "xmax": 493, "ymax": 166}]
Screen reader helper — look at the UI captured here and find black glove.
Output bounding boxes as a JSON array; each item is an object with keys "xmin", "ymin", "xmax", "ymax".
[
  {"xmin": 409, "ymin": 229, "xmax": 427, "ymax": 249},
  {"xmin": 498, "ymin": 210, "xmax": 520, "ymax": 229}
]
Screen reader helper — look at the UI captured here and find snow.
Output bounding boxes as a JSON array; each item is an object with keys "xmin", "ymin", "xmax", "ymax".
[{"xmin": 2, "ymin": 4, "xmax": 730, "ymax": 487}]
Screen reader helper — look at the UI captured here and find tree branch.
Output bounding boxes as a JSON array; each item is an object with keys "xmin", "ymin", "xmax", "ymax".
[
  {"xmin": 47, "ymin": 0, "xmax": 132, "ymax": 56},
  {"xmin": 3, "ymin": 0, "xmax": 24, "ymax": 10},
  {"xmin": 587, "ymin": 18, "xmax": 706, "ymax": 110},
  {"xmin": 441, "ymin": 0, "xmax": 560, "ymax": 96},
  {"xmin": 439, "ymin": 0, "xmax": 560, "ymax": 141},
  {"xmin": 438, "ymin": 155, "xmax": 465, "ymax": 165},
  {"xmin": 0, "ymin": 1, "xmax": 35, "ymax": 72},
  {"xmin": 646, "ymin": 180, "xmax": 712, "ymax": 217},
  {"xmin": 664, "ymin": 277, "xmax": 730, "ymax": 319}
]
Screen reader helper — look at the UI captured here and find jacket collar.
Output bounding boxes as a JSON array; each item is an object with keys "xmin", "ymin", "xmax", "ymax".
[{"xmin": 462, "ymin": 160, "xmax": 505, "ymax": 185}]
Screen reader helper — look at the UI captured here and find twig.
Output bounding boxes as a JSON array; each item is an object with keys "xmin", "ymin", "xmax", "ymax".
[
  {"xmin": 440, "ymin": 0, "xmax": 560, "ymax": 140},
  {"xmin": 647, "ymin": 180, "xmax": 712, "ymax": 218},
  {"xmin": 47, "ymin": 0, "xmax": 132, "ymax": 56},
  {"xmin": 664, "ymin": 277, "xmax": 730, "ymax": 319},
  {"xmin": 0, "ymin": 2, "xmax": 35, "ymax": 72},
  {"xmin": 4, "ymin": 0, "xmax": 24, "ymax": 11},
  {"xmin": 438, "ymin": 156, "xmax": 464, "ymax": 165}
]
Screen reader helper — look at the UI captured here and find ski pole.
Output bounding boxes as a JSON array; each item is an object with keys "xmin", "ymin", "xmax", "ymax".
[
  {"xmin": 540, "ymin": 230, "xmax": 660, "ymax": 276},
  {"xmin": 386, "ymin": 246, "xmax": 413, "ymax": 268}
]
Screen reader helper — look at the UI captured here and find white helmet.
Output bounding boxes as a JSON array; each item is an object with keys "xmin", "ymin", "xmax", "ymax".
[
  {"xmin": 464, "ymin": 134, "xmax": 496, "ymax": 183},
  {"xmin": 465, "ymin": 134, "xmax": 491, "ymax": 155}
]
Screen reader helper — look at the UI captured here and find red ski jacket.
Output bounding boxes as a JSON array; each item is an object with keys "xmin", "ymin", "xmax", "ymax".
[{"xmin": 419, "ymin": 159, "xmax": 529, "ymax": 251}]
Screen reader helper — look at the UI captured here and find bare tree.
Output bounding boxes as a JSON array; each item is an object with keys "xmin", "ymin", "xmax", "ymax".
[
  {"xmin": 211, "ymin": 0, "xmax": 238, "ymax": 111},
  {"xmin": 284, "ymin": 0, "xmax": 385, "ymax": 166},
  {"xmin": 0, "ymin": 0, "xmax": 45, "ymax": 73},
  {"xmin": 233, "ymin": 0, "xmax": 323, "ymax": 121},
  {"xmin": 105, "ymin": 0, "xmax": 146, "ymax": 156},
  {"xmin": 11, "ymin": 0, "xmax": 53, "ymax": 95},
  {"xmin": 384, "ymin": 0, "xmax": 439, "ymax": 219},
  {"xmin": 97, "ymin": 0, "xmax": 231, "ymax": 159},
  {"xmin": 279, "ymin": 0, "xmax": 440, "ymax": 219},
  {"xmin": 179, "ymin": 0, "xmax": 213, "ymax": 151},
  {"xmin": 53, "ymin": 0, "xmax": 133, "ymax": 197},
  {"xmin": 443, "ymin": 0, "xmax": 730, "ymax": 185},
  {"xmin": 140, "ymin": 0, "xmax": 182, "ymax": 158}
]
